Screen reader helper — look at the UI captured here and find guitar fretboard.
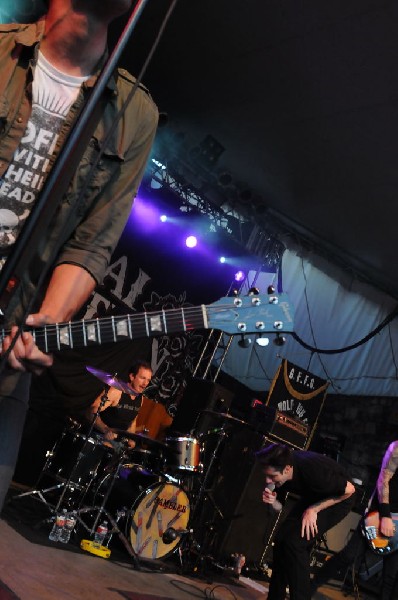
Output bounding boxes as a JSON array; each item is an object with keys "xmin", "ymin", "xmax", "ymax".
[{"xmin": 12, "ymin": 306, "xmax": 208, "ymax": 353}]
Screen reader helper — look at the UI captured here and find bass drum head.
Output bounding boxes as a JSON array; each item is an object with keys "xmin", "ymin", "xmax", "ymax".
[{"xmin": 128, "ymin": 482, "xmax": 190, "ymax": 559}]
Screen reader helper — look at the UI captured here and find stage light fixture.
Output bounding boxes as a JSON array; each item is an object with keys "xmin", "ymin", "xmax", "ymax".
[
  {"xmin": 160, "ymin": 215, "xmax": 168, "ymax": 222},
  {"xmin": 185, "ymin": 235, "xmax": 198, "ymax": 248},
  {"xmin": 218, "ymin": 171, "xmax": 233, "ymax": 187},
  {"xmin": 234, "ymin": 270, "xmax": 245, "ymax": 282},
  {"xmin": 219, "ymin": 256, "xmax": 226, "ymax": 263}
]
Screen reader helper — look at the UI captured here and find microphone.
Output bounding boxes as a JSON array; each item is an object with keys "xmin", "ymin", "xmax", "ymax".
[
  {"xmin": 264, "ymin": 482, "xmax": 275, "ymax": 511},
  {"xmin": 162, "ymin": 527, "xmax": 192, "ymax": 544}
]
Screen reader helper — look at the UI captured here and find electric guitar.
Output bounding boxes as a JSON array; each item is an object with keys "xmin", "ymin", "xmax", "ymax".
[
  {"xmin": 0, "ymin": 293, "xmax": 294, "ymax": 353},
  {"xmin": 361, "ymin": 511, "xmax": 398, "ymax": 556}
]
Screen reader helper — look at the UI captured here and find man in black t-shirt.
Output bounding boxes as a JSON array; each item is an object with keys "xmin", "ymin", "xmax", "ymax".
[
  {"xmin": 256, "ymin": 443, "xmax": 356, "ymax": 600},
  {"xmin": 86, "ymin": 359, "xmax": 153, "ymax": 448}
]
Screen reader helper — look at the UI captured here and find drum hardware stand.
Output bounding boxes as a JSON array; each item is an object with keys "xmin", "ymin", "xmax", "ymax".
[
  {"xmin": 191, "ymin": 425, "xmax": 228, "ymax": 522},
  {"xmin": 47, "ymin": 389, "xmax": 112, "ymax": 512},
  {"xmin": 10, "ymin": 391, "xmax": 112, "ymax": 514},
  {"xmin": 174, "ymin": 427, "xmax": 229, "ymax": 577},
  {"xmin": 32, "ymin": 440, "xmax": 141, "ymax": 570}
]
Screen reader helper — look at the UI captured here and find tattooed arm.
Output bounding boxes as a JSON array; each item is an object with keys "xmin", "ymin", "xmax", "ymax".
[{"xmin": 377, "ymin": 441, "xmax": 398, "ymax": 537}]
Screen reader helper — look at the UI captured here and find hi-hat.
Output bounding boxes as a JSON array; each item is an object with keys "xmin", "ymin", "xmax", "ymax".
[
  {"xmin": 111, "ymin": 429, "xmax": 177, "ymax": 453},
  {"xmin": 86, "ymin": 366, "xmax": 137, "ymax": 395}
]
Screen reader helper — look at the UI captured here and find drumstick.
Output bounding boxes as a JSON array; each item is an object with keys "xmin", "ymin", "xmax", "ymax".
[
  {"xmin": 157, "ymin": 511, "xmax": 164, "ymax": 537},
  {"xmin": 136, "ymin": 511, "xmax": 143, "ymax": 549},
  {"xmin": 138, "ymin": 536, "xmax": 151, "ymax": 554}
]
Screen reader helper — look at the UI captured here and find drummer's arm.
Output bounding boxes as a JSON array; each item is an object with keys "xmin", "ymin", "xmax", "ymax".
[
  {"xmin": 85, "ymin": 388, "xmax": 120, "ymax": 440},
  {"xmin": 88, "ymin": 388, "xmax": 120, "ymax": 413},
  {"xmin": 126, "ymin": 418, "xmax": 137, "ymax": 448}
]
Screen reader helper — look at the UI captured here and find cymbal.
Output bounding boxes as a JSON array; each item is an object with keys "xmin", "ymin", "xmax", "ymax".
[
  {"xmin": 111, "ymin": 429, "xmax": 177, "ymax": 453},
  {"xmin": 202, "ymin": 410, "xmax": 250, "ymax": 426},
  {"xmin": 86, "ymin": 366, "xmax": 137, "ymax": 395}
]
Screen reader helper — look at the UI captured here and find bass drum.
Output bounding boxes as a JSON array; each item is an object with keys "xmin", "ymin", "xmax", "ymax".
[{"xmin": 128, "ymin": 482, "xmax": 190, "ymax": 559}]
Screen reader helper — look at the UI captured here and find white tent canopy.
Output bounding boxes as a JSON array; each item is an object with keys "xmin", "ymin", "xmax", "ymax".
[{"xmin": 218, "ymin": 245, "xmax": 398, "ymax": 397}]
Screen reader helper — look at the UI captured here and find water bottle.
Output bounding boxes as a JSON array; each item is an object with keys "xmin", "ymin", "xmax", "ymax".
[
  {"xmin": 59, "ymin": 511, "xmax": 77, "ymax": 544},
  {"xmin": 93, "ymin": 521, "xmax": 108, "ymax": 547},
  {"xmin": 48, "ymin": 508, "xmax": 67, "ymax": 542}
]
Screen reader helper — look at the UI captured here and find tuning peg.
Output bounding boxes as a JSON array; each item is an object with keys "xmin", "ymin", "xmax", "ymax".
[
  {"xmin": 267, "ymin": 284, "xmax": 276, "ymax": 294},
  {"xmin": 256, "ymin": 334, "xmax": 269, "ymax": 347},
  {"xmin": 238, "ymin": 334, "xmax": 252, "ymax": 348},
  {"xmin": 273, "ymin": 334, "xmax": 286, "ymax": 346},
  {"xmin": 248, "ymin": 287, "xmax": 260, "ymax": 296}
]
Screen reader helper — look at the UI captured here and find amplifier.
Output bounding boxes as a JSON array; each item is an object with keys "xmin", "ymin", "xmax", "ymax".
[{"xmin": 249, "ymin": 402, "xmax": 309, "ymax": 449}]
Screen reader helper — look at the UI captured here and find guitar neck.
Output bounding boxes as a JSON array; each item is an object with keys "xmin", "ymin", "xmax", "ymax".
[
  {"xmin": 13, "ymin": 306, "xmax": 208, "ymax": 353},
  {"xmin": 0, "ymin": 293, "xmax": 294, "ymax": 353}
]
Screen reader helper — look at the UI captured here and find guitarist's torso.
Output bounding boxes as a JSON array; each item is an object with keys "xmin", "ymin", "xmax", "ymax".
[{"xmin": 363, "ymin": 464, "xmax": 398, "ymax": 556}]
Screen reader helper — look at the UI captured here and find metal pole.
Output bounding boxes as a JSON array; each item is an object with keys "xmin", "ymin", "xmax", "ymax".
[{"xmin": 0, "ymin": 0, "xmax": 151, "ymax": 302}]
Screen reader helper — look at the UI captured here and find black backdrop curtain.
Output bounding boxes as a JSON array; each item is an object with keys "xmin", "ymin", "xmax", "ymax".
[{"xmin": 28, "ymin": 183, "xmax": 242, "ymax": 419}]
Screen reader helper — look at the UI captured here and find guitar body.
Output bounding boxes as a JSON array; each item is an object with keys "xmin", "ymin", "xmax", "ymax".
[{"xmin": 362, "ymin": 511, "xmax": 398, "ymax": 556}]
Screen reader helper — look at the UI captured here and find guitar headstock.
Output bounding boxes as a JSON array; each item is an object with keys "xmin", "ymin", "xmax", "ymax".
[{"xmin": 205, "ymin": 293, "xmax": 294, "ymax": 336}]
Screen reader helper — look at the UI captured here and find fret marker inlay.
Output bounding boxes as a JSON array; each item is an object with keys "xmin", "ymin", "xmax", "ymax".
[
  {"xmin": 149, "ymin": 315, "xmax": 162, "ymax": 332},
  {"xmin": 59, "ymin": 327, "xmax": 70, "ymax": 346},
  {"xmin": 87, "ymin": 323, "xmax": 97, "ymax": 342},
  {"xmin": 116, "ymin": 319, "xmax": 129, "ymax": 337}
]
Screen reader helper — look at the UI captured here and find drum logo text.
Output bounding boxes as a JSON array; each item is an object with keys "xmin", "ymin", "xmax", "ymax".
[{"xmin": 156, "ymin": 497, "xmax": 187, "ymax": 513}]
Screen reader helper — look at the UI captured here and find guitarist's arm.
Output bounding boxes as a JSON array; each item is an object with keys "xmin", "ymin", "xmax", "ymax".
[
  {"xmin": 1, "ymin": 264, "xmax": 96, "ymax": 374},
  {"xmin": 377, "ymin": 441, "xmax": 398, "ymax": 538}
]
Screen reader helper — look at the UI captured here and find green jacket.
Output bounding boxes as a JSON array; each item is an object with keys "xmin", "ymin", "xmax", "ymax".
[{"xmin": 0, "ymin": 19, "xmax": 159, "ymax": 325}]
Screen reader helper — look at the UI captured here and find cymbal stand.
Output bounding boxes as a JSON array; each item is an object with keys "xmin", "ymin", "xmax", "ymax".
[
  {"xmin": 53, "ymin": 388, "xmax": 111, "ymax": 512},
  {"xmin": 191, "ymin": 425, "xmax": 228, "ymax": 522}
]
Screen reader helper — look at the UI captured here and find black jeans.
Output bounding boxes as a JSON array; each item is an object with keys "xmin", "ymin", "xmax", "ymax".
[{"xmin": 268, "ymin": 498, "xmax": 354, "ymax": 600}]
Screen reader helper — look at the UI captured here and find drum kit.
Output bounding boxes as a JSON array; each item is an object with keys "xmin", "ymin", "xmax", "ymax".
[{"xmin": 18, "ymin": 368, "xmax": 251, "ymax": 570}]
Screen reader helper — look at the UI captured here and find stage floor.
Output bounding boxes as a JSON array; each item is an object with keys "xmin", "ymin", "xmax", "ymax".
[{"xmin": 0, "ymin": 487, "xmax": 377, "ymax": 600}]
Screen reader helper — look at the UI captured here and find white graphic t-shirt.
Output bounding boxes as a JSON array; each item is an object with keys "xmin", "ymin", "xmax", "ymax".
[{"xmin": 0, "ymin": 52, "xmax": 89, "ymax": 266}]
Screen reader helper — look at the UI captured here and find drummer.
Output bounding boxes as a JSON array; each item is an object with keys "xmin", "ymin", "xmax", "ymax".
[{"xmin": 86, "ymin": 360, "xmax": 153, "ymax": 448}]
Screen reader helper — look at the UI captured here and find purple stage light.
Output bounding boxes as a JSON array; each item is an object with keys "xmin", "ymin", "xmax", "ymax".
[{"xmin": 234, "ymin": 270, "xmax": 245, "ymax": 282}]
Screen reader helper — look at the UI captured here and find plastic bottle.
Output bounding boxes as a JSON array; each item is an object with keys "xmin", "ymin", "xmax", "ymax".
[
  {"xmin": 59, "ymin": 511, "xmax": 77, "ymax": 544},
  {"xmin": 48, "ymin": 508, "xmax": 67, "ymax": 542},
  {"xmin": 93, "ymin": 521, "xmax": 108, "ymax": 547}
]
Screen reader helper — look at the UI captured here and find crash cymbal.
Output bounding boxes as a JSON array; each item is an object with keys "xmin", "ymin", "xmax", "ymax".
[
  {"xmin": 202, "ymin": 409, "xmax": 250, "ymax": 426},
  {"xmin": 86, "ymin": 366, "xmax": 137, "ymax": 395},
  {"xmin": 111, "ymin": 429, "xmax": 177, "ymax": 453}
]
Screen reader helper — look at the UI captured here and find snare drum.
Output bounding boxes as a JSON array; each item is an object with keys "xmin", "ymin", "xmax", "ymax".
[{"xmin": 165, "ymin": 437, "xmax": 202, "ymax": 472}]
